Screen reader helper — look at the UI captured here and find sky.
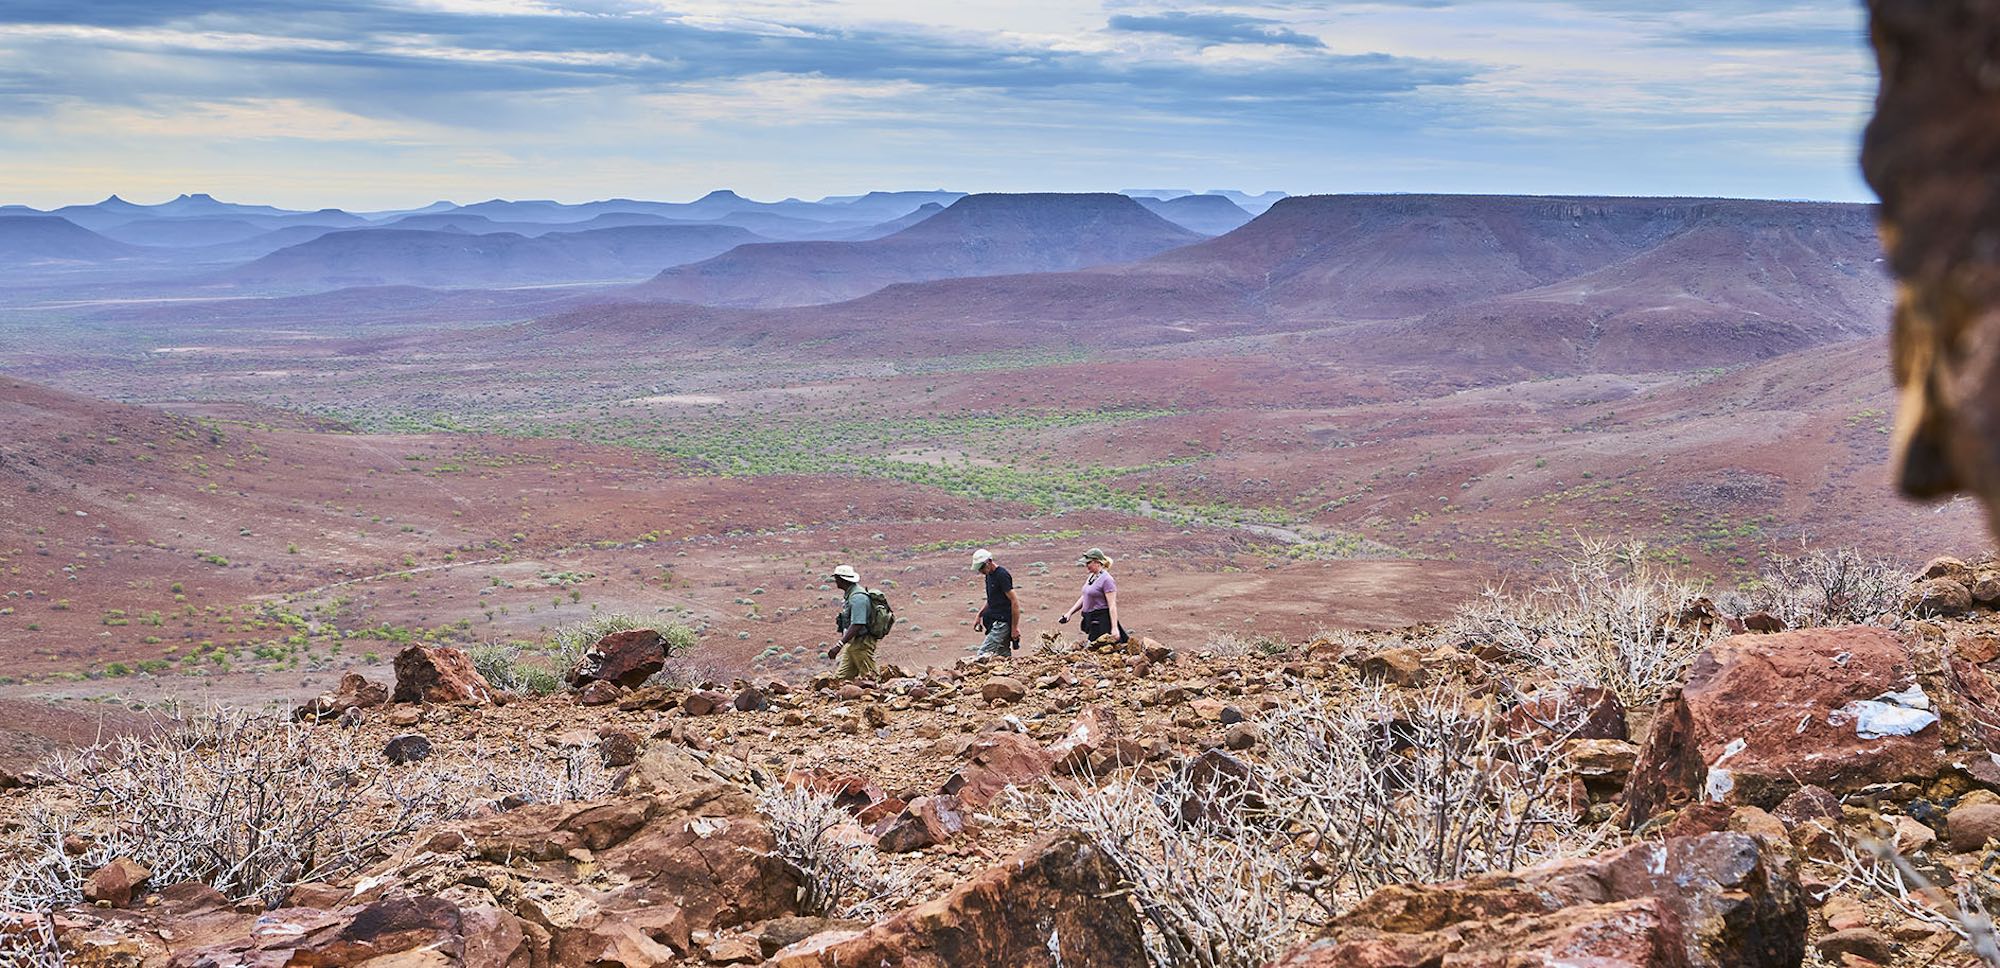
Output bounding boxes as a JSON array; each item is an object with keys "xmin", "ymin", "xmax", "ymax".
[{"xmin": 0, "ymin": 1, "xmax": 1878, "ymax": 209}]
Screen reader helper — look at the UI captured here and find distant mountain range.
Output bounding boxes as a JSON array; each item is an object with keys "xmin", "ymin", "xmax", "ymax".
[
  {"xmin": 6, "ymin": 189, "xmax": 1879, "ymax": 379},
  {"xmin": 1123, "ymin": 189, "xmax": 1288, "ymax": 214},
  {"xmin": 0, "ymin": 187, "xmax": 1285, "ymax": 294},
  {"xmin": 542, "ymin": 194, "xmax": 1888, "ymax": 376},
  {"xmin": 219, "ymin": 224, "xmax": 765, "ymax": 289},
  {"xmin": 636, "ymin": 193, "xmax": 1205, "ymax": 307},
  {"xmin": 0, "ymin": 215, "xmax": 142, "ymax": 263}
]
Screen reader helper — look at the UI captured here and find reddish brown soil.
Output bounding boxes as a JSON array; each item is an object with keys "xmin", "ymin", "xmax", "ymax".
[{"xmin": 0, "ymin": 697, "xmax": 154, "ymax": 772}]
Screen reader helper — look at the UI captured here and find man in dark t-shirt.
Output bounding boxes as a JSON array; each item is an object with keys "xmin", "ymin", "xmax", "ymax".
[{"xmin": 972, "ymin": 548, "xmax": 1019, "ymax": 658}]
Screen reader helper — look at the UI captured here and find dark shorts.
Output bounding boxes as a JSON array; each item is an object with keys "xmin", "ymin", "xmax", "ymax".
[{"xmin": 1081, "ymin": 609, "xmax": 1128, "ymax": 644}]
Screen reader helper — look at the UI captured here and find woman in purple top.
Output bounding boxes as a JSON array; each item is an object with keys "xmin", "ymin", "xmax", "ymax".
[{"xmin": 1058, "ymin": 547, "xmax": 1127, "ymax": 644}]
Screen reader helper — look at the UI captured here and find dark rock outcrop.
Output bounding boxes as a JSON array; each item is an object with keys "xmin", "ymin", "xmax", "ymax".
[
  {"xmin": 392, "ymin": 645, "xmax": 496, "ymax": 705},
  {"xmin": 568, "ymin": 628, "xmax": 668, "ymax": 689}
]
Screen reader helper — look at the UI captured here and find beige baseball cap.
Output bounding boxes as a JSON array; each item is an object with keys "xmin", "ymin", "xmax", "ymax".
[
  {"xmin": 971, "ymin": 548, "xmax": 994, "ymax": 570},
  {"xmin": 829, "ymin": 564, "xmax": 859, "ymax": 582}
]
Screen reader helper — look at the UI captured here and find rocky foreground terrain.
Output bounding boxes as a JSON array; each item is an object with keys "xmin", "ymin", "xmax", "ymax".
[{"xmin": 7, "ymin": 555, "xmax": 2000, "ymax": 966}]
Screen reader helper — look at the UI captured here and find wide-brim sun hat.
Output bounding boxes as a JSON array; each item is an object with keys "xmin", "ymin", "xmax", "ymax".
[
  {"xmin": 1076, "ymin": 548, "xmax": 1112, "ymax": 567},
  {"xmin": 971, "ymin": 548, "xmax": 994, "ymax": 571},
  {"xmin": 830, "ymin": 564, "xmax": 860, "ymax": 582}
]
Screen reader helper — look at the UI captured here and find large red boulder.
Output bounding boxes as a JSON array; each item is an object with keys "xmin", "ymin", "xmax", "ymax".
[
  {"xmin": 392, "ymin": 645, "xmax": 496, "ymax": 705},
  {"xmin": 1275, "ymin": 831, "xmax": 1804, "ymax": 968},
  {"xmin": 569, "ymin": 629, "xmax": 668, "ymax": 689},
  {"xmin": 767, "ymin": 831, "xmax": 1146, "ymax": 967},
  {"xmin": 941, "ymin": 732, "xmax": 1054, "ymax": 807},
  {"xmin": 1624, "ymin": 626, "xmax": 2000, "ymax": 823}
]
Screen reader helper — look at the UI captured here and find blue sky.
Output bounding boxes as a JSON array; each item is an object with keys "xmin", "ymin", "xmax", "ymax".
[{"xmin": 0, "ymin": 1, "xmax": 1876, "ymax": 209}]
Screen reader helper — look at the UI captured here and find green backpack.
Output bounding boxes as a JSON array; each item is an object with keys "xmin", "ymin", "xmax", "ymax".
[{"xmin": 862, "ymin": 587, "xmax": 896, "ymax": 638}]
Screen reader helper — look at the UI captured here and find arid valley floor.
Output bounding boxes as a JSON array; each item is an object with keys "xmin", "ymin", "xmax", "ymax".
[{"xmin": 0, "ymin": 192, "xmax": 1989, "ymax": 737}]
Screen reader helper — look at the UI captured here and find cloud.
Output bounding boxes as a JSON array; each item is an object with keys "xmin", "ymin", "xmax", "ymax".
[
  {"xmin": 0, "ymin": 0, "xmax": 1879, "ymax": 207},
  {"xmin": 1108, "ymin": 10, "xmax": 1325, "ymax": 48},
  {"xmin": 0, "ymin": 2, "xmax": 1468, "ymax": 124},
  {"xmin": 0, "ymin": 96, "xmax": 447, "ymax": 143}
]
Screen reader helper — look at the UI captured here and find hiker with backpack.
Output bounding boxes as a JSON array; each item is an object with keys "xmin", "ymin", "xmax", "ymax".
[
  {"xmin": 826, "ymin": 564, "xmax": 892, "ymax": 679},
  {"xmin": 1057, "ymin": 547, "xmax": 1129, "ymax": 645},
  {"xmin": 971, "ymin": 548, "xmax": 1019, "ymax": 658}
]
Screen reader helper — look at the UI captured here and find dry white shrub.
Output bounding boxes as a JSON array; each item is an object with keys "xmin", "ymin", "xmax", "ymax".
[
  {"xmin": 1203, "ymin": 632, "xmax": 1291, "ymax": 658},
  {"xmin": 476, "ymin": 741, "xmax": 618, "ymax": 805},
  {"xmin": 3, "ymin": 706, "xmax": 468, "ymax": 910},
  {"xmin": 1754, "ymin": 546, "xmax": 1908, "ymax": 628},
  {"xmin": 1046, "ymin": 769, "xmax": 1301, "ymax": 968},
  {"xmin": 1814, "ymin": 827, "xmax": 2000, "ymax": 966},
  {"xmin": 1048, "ymin": 684, "xmax": 1612, "ymax": 968},
  {"xmin": 1262, "ymin": 684, "xmax": 1612, "ymax": 905},
  {"xmin": 1451, "ymin": 538, "xmax": 1718, "ymax": 709},
  {"xmin": 757, "ymin": 784, "xmax": 906, "ymax": 920}
]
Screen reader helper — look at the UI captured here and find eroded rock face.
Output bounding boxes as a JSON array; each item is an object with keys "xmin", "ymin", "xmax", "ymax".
[
  {"xmin": 357, "ymin": 783, "xmax": 803, "ymax": 963},
  {"xmin": 1283, "ymin": 897, "xmax": 1689, "ymax": 968},
  {"xmin": 94, "ymin": 890, "xmax": 540, "ymax": 968},
  {"xmin": 1863, "ymin": 0, "xmax": 2000, "ymax": 531},
  {"xmin": 767, "ymin": 831, "xmax": 1146, "ymax": 968},
  {"xmin": 1623, "ymin": 627, "xmax": 2000, "ymax": 823},
  {"xmin": 1277, "ymin": 831, "xmax": 1805, "ymax": 968},
  {"xmin": 392, "ymin": 645, "xmax": 496, "ymax": 705}
]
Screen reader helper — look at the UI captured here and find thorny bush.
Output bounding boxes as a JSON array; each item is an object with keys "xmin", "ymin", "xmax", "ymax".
[
  {"xmin": 1813, "ymin": 825, "xmax": 2000, "ymax": 965},
  {"xmin": 1, "ymin": 707, "xmax": 467, "ymax": 911},
  {"xmin": 0, "ymin": 912, "xmax": 64, "ymax": 968},
  {"xmin": 1047, "ymin": 683, "xmax": 1612, "ymax": 968},
  {"xmin": 757, "ymin": 784, "xmax": 905, "ymax": 920},
  {"xmin": 1450, "ymin": 538, "xmax": 1718, "ymax": 709},
  {"xmin": 1752, "ymin": 545, "xmax": 1908, "ymax": 629},
  {"xmin": 0, "ymin": 706, "xmax": 623, "ymax": 917}
]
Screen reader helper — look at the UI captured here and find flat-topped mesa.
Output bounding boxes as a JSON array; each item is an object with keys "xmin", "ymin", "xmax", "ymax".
[{"xmin": 637, "ymin": 191, "xmax": 1201, "ymax": 308}]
